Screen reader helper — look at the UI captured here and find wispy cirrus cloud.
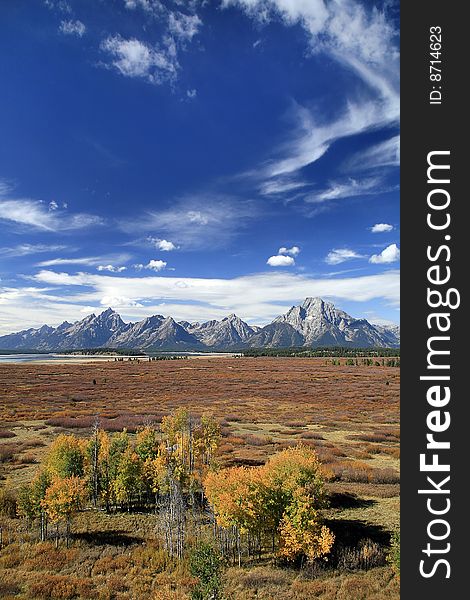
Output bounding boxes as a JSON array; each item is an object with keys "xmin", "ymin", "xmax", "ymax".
[
  {"xmin": 325, "ymin": 248, "xmax": 366, "ymax": 265},
  {"xmin": 0, "ymin": 199, "xmax": 104, "ymax": 232},
  {"xmin": 346, "ymin": 135, "xmax": 400, "ymax": 172},
  {"xmin": 222, "ymin": 0, "xmax": 398, "ymax": 105},
  {"xmin": 36, "ymin": 254, "xmax": 131, "ymax": 268},
  {"xmin": 121, "ymin": 196, "xmax": 258, "ymax": 250},
  {"xmin": 307, "ymin": 176, "xmax": 384, "ymax": 204},
  {"xmin": 0, "ymin": 244, "xmax": 68, "ymax": 258},
  {"xmin": 226, "ymin": 0, "xmax": 399, "ymax": 202}
]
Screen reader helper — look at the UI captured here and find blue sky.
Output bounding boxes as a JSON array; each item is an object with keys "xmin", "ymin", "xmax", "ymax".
[{"xmin": 0, "ymin": 0, "xmax": 399, "ymax": 334}]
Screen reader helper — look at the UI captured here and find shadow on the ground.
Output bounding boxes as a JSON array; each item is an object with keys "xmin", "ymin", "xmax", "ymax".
[
  {"xmin": 328, "ymin": 491, "xmax": 376, "ymax": 509},
  {"xmin": 326, "ymin": 518, "xmax": 391, "ymax": 546},
  {"xmin": 72, "ymin": 530, "xmax": 143, "ymax": 546}
]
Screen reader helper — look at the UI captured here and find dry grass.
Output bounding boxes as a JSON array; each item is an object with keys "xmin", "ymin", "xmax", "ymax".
[
  {"xmin": 0, "ymin": 358, "xmax": 399, "ymax": 599},
  {"xmin": 224, "ymin": 565, "xmax": 399, "ymax": 599}
]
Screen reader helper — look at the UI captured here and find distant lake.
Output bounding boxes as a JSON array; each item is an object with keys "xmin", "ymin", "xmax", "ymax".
[
  {"xmin": 0, "ymin": 353, "xmax": 139, "ymax": 364},
  {"xmin": 0, "ymin": 352, "xmax": 241, "ymax": 364}
]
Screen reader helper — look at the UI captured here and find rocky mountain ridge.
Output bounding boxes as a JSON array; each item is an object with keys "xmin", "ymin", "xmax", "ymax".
[{"xmin": 0, "ymin": 298, "xmax": 400, "ymax": 351}]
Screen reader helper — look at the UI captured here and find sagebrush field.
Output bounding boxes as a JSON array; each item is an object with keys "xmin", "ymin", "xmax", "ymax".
[{"xmin": 0, "ymin": 357, "xmax": 400, "ymax": 599}]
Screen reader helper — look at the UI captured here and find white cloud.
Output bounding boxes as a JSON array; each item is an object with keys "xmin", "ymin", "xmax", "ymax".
[
  {"xmin": 307, "ymin": 177, "xmax": 383, "ymax": 203},
  {"xmin": 146, "ymin": 259, "xmax": 167, "ymax": 271},
  {"xmin": 278, "ymin": 245, "xmax": 300, "ymax": 256},
  {"xmin": 37, "ymin": 254, "xmax": 130, "ymax": 268},
  {"xmin": 97, "ymin": 265, "xmax": 127, "ymax": 273},
  {"xmin": 369, "ymin": 243, "xmax": 400, "ymax": 264},
  {"xmin": 267, "ymin": 255, "xmax": 295, "ymax": 267},
  {"xmin": 187, "ymin": 211, "xmax": 209, "ymax": 225},
  {"xmin": 325, "ymin": 248, "xmax": 366, "ymax": 265},
  {"xmin": 100, "ymin": 296, "xmax": 142, "ymax": 307},
  {"xmin": 49, "ymin": 200, "xmax": 59, "ymax": 211},
  {"xmin": 124, "ymin": 0, "xmax": 163, "ymax": 15},
  {"xmin": 44, "ymin": 0, "xmax": 72, "ymax": 13},
  {"xmin": 0, "ymin": 268, "xmax": 400, "ymax": 334},
  {"xmin": 59, "ymin": 19, "xmax": 86, "ymax": 37},
  {"xmin": 20, "ymin": 268, "xmax": 398, "ymax": 327},
  {"xmin": 38, "ymin": 257, "xmax": 102, "ymax": 267},
  {"xmin": 0, "ymin": 180, "xmax": 13, "ymax": 196},
  {"xmin": 168, "ymin": 12, "xmax": 202, "ymax": 42},
  {"xmin": 260, "ymin": 176, "xmax": 307, "ymax": 196},
  {"xmin": 0, "ymin": 199, "xmax": 103, "ymax": 232},
  {"xmin": 227, "ymin": 0, "xmax": 398, "ymax": 192},
  {"xmin": 264, "ymin": 102, "xmax": 396, "ymax": 181},
  {"xmin": 371, "ymin": 223, "xmax": 393, "ymax": 233},
  {"xmin": 150, "ymin": 238, "xmax": 177, "ymax": 251},
  {"xmin": 100, "ymin": 35, "xmax": 178, "ymax": 85},
  {"xmin": 0, "ymin": 244, "xmax": 67, "ymax": 258},
  {"xmin": 121, "ymin": 196, "xmax": 258, "ymax": 250},
  {"xmin": 347, "ymin": 135, "xmax": 400, "ymax": 171},
  {"xmin": 186, "ymin": 88, "xmax": 197, "ymax": 99},
  {"xmin": 134, "ymin": 260, "xmax": 167, "ymax": 272}
]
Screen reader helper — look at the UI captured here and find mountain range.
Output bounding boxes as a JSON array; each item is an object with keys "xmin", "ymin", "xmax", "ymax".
[{"xmin": 0, "ymin": 298, "xmax": 400, "ymax": 351}]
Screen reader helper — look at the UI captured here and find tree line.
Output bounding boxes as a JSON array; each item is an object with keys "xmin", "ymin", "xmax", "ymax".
[{"xmin": 243, "ymin": 347, "xmax": 400, "ymax": 358}]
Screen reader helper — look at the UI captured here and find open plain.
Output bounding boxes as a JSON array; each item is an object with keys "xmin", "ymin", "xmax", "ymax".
[{"xmin": 0, "ymin": 357, "xmax": 400, "ymax": 599}]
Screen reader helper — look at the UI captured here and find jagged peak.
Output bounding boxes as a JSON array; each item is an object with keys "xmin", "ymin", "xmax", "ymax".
[
  {"xmin": 142, "ymin": 314, "xmax": 164, "ymax": 322},
  {"xmin": 301, "ymin": 297, "xmax": 333, "ymax": 310},
  {"xmin": 224, "ymin": 313, "xmax": 241, "ymax": 322}
]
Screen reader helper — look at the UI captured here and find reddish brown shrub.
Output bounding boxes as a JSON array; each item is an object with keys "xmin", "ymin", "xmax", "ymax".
[{"xmin": 0, "ymin": 428, "xmax": 16, "ymax": 438}]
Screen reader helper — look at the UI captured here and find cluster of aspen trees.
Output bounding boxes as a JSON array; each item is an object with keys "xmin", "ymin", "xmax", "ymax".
[{"xmin": 16, "ymin": 409, "xmax": 334, "ymax": 563}]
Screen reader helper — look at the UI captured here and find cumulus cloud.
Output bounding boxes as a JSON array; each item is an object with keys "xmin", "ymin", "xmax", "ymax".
[
  {"xmin": 150, "ymin": 238, "xmax": 177, "ymax": 251},
  {"xmin": 371, "ymin": 223, "xmax": 393, "ymax": 233},
  {"xmin": 369, "ymin": 243, "xmax": 400, "ymax": 264},
  {"xmin": 0, "ymin": 199, "xmax": 103, "ymax": 232},
  {"xmin": 267, "ymin": 255, "xmax": 295, "ymax": 267},
  {"xmin": 59, "ymin": 19, "xmax": 86, "ymax": 37},
  {"xmin": 100, "ymin": 35, "xmax": 178, "ymax": 85},
  {"xmin": 278, "ymin": 245, "xmax": 300, "ymax": 256},
  {"xmin": 325, "ymin": 248, "xmax": 366, "ymax": 265},
  {"xmin": 134, "ymin": 260, "xmax": 167, "ymax": 272},
  {"xmin": 101, "ymin": 5, "xmax": 201, "ymax": 86}
]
